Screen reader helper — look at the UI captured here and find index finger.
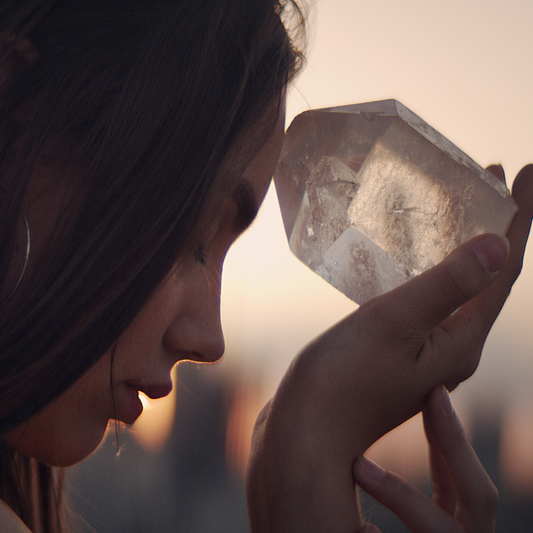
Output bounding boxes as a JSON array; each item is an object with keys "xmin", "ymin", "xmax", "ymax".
[
  {"xmin": 360, "ymin": 164, "xmax": 533, "ymax": 391},
  {"xmin": 365, "ymin": 231, "xmax": 508, "ymax": 347},
  {"xmin": 459, "ymin": 164, "xmax": 533, "ymax": 322},
  {"xmin": 425, "ymin": 164, "xmax": 533, "ymax": 387}
]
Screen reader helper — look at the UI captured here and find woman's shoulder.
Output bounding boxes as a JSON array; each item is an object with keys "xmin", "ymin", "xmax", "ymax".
[{"xmin": 0, "ymin": 499, "xmax": 32, "ymax": 533}]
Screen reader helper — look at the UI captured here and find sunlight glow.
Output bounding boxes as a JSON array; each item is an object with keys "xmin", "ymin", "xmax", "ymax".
[
  {"xmin": 130, "ymin": 368, "xmax": 178, "ymax": 453},
  {"xmin": 225, "ymin": 380, "xmax": 268, "ymax": 478}
]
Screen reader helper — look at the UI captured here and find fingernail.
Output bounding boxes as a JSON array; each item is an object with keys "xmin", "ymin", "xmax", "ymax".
[
  {"xmin": 441, "ymin": 384, "xmax": 453, "ymax": 416},
  {"xmin": 356, "ymin": 456, "xmax": 387, "ymax": 481},
  {"xmin": 486, "ymin": 163, "xmax": 505, "ymax": 182},
  {"xmin": 473, "ymin": 235, "xmax": 509, "ymax": 274}
]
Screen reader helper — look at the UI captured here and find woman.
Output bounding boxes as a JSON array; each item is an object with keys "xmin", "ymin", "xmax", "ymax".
[
  {"xmin": 0, "ymin": 0, "xmax": 303, "ymax": 530},
  {"xmin": 0, "ymin": 1, "xmax": 532, "ymax": 532}
]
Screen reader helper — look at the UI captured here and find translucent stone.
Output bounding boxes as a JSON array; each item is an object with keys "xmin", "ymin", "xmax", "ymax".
[{"xmin": 274, "ymin": 99, "xmax": 517, "ymax": 305}]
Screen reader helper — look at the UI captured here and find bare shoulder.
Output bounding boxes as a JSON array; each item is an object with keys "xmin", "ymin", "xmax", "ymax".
[{"xmin": 0, "ymin": 500, "xmax": 32, "ymax": 533}]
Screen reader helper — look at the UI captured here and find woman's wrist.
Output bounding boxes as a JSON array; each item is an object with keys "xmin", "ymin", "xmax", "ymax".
[{"xmin": 247, "ymin": 360, "xmax": 366, "ymax": 533}]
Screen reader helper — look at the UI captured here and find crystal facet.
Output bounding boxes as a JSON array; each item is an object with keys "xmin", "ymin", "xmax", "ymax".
[{"xmin": 274, "ymin": 100, "xmax": 517, "ymax": 304}]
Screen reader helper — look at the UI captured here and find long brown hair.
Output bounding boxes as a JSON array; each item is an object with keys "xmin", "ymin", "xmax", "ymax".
[{"xmin": 0, "ymin": 0, "xmax": 305, "ymax": 531}]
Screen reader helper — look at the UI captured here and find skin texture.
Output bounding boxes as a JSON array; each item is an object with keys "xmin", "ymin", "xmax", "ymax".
[
  {"xmin": 246, "ymin": 164, "xmax": 533, "ymax": 532},
  {"xmin": 4, "ymin": 102, "xmax": 286, "ymax": 468},
  {"xmin": 355, "ymin": 385, "xmax": 498, "ymax": 533}
]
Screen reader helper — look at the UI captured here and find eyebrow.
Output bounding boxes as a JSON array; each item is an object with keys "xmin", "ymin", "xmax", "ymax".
[{"xmin": 231, "ymin": 180, "xmax": 260, "ymax": 235}]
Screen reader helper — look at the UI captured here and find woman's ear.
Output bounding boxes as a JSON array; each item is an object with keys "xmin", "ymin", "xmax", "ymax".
[{"xmin": 0, "ymin": 33, "xmax": 37, "ymax": 94}]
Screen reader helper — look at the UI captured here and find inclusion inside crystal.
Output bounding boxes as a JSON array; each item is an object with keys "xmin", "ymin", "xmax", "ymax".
[{"xmin": 274, "ymin": 99, "xmax": 517, "ymax": 305}]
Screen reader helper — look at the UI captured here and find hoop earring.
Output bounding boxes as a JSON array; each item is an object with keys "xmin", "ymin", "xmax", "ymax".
[{"xmin": 0, "ymin": 213, "xmax": 30, "ymax": 307}]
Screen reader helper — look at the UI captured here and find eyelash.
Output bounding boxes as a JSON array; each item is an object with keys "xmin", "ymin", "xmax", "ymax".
[{"xmin": 193, "ymin": 244, "xmax": 208, "ymax": 266}]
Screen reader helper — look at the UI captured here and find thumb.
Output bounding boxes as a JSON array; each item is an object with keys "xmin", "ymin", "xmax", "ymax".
[{"xmin": 377, "ymin": 233, "xmax": 509, "ymax": 336}]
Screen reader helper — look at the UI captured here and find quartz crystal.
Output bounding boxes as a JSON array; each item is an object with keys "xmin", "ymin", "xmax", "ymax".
[{"xmin": 274, "ymin": 99, "xmax": 517, "ymax": 304}]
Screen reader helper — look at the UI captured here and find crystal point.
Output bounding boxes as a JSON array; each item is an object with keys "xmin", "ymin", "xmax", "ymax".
[{"xmin": 275, "ymin": 99, "xmax": 517, "ymax": 304}]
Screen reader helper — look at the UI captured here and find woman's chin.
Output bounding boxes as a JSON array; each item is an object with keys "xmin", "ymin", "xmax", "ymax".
[
  {"xmin": 48, "ymin": 423, "xmax": 110, "ymax": 467},
  {"xmin": 5, "ymin": 418, "xmax": 109, "ymax": 467}
]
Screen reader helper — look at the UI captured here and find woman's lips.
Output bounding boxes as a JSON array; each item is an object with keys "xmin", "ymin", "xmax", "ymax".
[
  {"xmin": 119, "ymin": 384, "xmax": 144, "ymax": 425},
  {"xmin": 128, "ymin": 381, "xmax": 173, "ymax": 400},
  {"xmin": 117, "ymin": 380, "xmax": 173, "ymax": 425}
]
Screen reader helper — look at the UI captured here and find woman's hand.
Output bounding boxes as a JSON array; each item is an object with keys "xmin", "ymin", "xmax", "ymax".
[
  {"xmin": 354, "ymin": 385, "xmax": 497, "ymax": 533},
  {"xmin": 247, "ymin": 165, "xmax": 533, "ymax": 533}
]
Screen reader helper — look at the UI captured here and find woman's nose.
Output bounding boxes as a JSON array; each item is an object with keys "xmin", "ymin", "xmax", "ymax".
[{"xmin": 163, "ymin": 267, "xmax": 225, "ymax": 364}]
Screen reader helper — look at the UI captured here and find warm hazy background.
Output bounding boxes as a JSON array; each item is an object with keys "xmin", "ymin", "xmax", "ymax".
[{"xmin": 72, "ymin": 1, "xmax": 533, "ymax": 531}]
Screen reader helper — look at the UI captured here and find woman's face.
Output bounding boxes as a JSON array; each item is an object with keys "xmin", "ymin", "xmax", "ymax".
[{"xmin": 5, "ymin": 102, "xmax": 286, "ymax": 467}]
